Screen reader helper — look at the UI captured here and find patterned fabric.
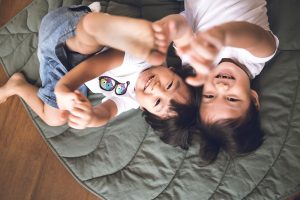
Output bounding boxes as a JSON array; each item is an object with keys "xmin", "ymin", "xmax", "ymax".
[{"xmin": 0, "ymin": 0, "xmax": 299, "ymax": 199}]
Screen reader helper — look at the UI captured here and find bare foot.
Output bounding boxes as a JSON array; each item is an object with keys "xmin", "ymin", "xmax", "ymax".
[
  {"xmin": 0, "ymin": 73, "xmax": 27, "ymax": 104},
  {"xmin": 83, "ymin": 13, "xmax": 166, "ymax": 65}
]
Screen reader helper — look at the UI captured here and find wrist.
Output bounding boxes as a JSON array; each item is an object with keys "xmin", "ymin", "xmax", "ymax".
[
  {"xmin": 86, "ymin": 108, "xmax": 97, "ymax": 128},
  {"xmin": 54, "ymin": 81, "xmax": 72, "ymax": 95},
  {"xmin": 86, "ymin": 107, "xmax": 108, "ymax": 128}
]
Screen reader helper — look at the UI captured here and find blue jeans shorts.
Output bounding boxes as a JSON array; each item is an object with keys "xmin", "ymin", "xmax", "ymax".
[{"xmin": 37, "ymin": 6, "xmax": 91, "ymax": 108}]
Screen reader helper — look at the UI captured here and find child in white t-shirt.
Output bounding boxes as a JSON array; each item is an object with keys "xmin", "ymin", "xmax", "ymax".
[
  {"xmin": 0, "ymin": 3, "xmax": 195, "ymax": 131},
  {"xmin": 152, "ymin": 0, "xmax": 279, "ymax": 161}
]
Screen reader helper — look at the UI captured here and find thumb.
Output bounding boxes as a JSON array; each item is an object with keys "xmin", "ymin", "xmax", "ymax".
[{"xmin": 186, "ymin": 73, "xmax": 208, "ymax": 87}]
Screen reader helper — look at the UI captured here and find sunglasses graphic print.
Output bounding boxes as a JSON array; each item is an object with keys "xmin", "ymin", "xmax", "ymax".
[{"xmin": 99, "ymin": 76, "xmax": 130, "ymax": 95}]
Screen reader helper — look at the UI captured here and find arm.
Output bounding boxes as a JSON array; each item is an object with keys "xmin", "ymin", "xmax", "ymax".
[
  {"xmin": 179, "ymin": 21, "xmax": 277, "ymax": 86},
  {"xmin": 219, "ymin": 21, "xmax": 277, "ymax": 57},
  {"xmin": 67, "ymin": 91, "xmax": 117, "ymax": 129},
  {"xmin": 88, "ymin": 99, "xmax": 117, "ymax": 127},
  {"xmin": 54, "ymin": 49, "xmax": 124, "ymax": 110}
]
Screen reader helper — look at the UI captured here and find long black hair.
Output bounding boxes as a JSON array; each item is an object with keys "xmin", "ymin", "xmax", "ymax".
[{"xmin": 142, "ymin": 65, "xmax": 199, "ymax": 150}]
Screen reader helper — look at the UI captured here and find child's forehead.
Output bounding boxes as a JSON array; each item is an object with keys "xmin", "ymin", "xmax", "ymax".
[{"xmin": 218, "ymin": 59, "xmax": 252, "ymax": 79}]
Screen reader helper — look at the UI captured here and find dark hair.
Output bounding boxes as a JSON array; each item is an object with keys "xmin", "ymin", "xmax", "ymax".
[
  {"xmin": 143, "ymin": 99, "xmax": 197, "ymax": 150},
  {"xmin": 196, "ymin": 100, "xmax": 264, "ymax": 164},
  {"xmin": 142, "ymin": 65, "xmax": 198, "ymax": 150}
]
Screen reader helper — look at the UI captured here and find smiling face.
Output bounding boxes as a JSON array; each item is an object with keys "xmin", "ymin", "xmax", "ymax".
[
  {"xmin": 200, "ymin": 61, "xmax": 259, "ymax": 124},
  {"xmin": 135, "ymin": 66, "xmax": 191, "ymax": 118}
]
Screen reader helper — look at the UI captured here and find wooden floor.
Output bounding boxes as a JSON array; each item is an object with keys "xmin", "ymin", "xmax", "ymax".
[
  {"xmin": 0, "ymin": 1, "xmax": 100, "ymax": 200},
  {"xmin": 1, "ymin": 1, "xmax": 300, "ymax": 200}
]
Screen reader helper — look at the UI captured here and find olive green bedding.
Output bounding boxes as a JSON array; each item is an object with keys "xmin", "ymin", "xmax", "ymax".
[{"xmin": 0, "ymin": 0, "xmax": 299, "ymax": 199}]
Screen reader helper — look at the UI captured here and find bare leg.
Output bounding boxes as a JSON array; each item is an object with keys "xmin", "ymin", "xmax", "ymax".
[
  {"xmin": 0, "ymin": 73, "xmax": 67, "ymax": 126},
  {"xmin": 66, "ymin": 15, "xmax": 104, "ymax": 55},
  {"xmin": 66, "ymin": 12, "xmax": 166, "ymax": 65}
]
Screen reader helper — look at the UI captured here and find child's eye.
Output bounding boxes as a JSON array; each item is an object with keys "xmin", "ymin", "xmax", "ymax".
[
  {"xmin": 203, "ymin": 94, "xmax": 214, "ymax": 99},
  {"xmin": 154, "ymin": 98, "xmax": 161, "ymax": 107},
  {"xmin": 167, "ymin": 81, "xmax": 173, "ymax": 89},
  {"xmin": 227, "ymin": 97, "xmax": 239, "ymax": 102}
]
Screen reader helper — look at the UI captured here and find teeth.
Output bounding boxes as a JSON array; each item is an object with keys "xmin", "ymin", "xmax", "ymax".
[
  {"xmin": 216, "ymin": 73, "xmax": 234, "ymax": 80},
  {"xmin": 144, "ymin": 76, "xmax": 154, "ymax": 90}
]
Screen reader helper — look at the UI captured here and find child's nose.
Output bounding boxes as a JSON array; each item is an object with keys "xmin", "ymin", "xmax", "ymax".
[
  {"xmin": 216, "ymin": 82, "xmax": 229, "ymax": 91},
  {"xmin": 151, "ymin": 82, "xmax": 166, "ymax": 95}
]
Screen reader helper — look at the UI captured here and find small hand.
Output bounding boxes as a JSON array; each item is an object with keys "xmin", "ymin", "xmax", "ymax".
[
  {"xmin": 152, "ymin": 19, "xmax": 177, "ymax": 54},
  {"xmin": 67, "ymin": 90, "xmax": 93, "ymax": 129},
  {"xmin": 176, "ymin": 42, "xmax": 213, "ymax": 86},
  {"xmin": 55, "ymin": 90, "xmax": 80, "ymax": 111},
  {"xmin": 176, "ymin": 26, "xmax": 225, "ymax": 86}
]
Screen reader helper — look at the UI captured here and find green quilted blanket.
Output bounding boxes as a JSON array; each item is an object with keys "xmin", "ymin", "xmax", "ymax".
[{"xmin": 0, "ymin": 0, "xmax": 299, "ymax": 199}]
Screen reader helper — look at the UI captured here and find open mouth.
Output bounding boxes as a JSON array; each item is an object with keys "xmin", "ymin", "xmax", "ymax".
[
  {"xmin": 215, "ymin": 73, "xmax": 235, "ymax": 80},
  {"xmin": 144, "ymin": 75, "xmax": 155, "ymax": 91}
]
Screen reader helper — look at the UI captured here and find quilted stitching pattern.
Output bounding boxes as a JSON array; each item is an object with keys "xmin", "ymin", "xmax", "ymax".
[{"xmin": 0, "ymin": 0, "xmax": 300, "ymax": 199}]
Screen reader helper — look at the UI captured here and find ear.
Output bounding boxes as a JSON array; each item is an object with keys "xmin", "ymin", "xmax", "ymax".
[{"xmin": 250, "ymin": 89, "xmax": 260, "ymax": 110}]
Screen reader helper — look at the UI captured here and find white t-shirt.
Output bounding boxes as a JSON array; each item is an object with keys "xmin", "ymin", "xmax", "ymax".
[
  {"xmin": 85, "ymin": 52, "xmax": 150, "ymax": 115},
  {"xmin": 181, "ymin": 0, "xmax": 279, "ymax": 78}
]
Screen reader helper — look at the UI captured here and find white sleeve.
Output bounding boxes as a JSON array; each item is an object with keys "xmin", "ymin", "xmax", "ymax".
[{"xmin": 217, "ymin": 33, "xmax": 279, "ymax": 78}]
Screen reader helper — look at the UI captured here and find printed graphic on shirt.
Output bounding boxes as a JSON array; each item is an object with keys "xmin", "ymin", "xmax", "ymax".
[{"xmin": 99, "ymin": 76, "xmax": 130, "ymax": 95}]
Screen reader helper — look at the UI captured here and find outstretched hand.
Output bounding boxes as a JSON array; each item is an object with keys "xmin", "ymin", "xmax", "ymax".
[
  {"xmin": 152, "ymin": 19, "xmax": 177, "ymax": 52},
  {"xmin": 176, "ymin": 26, "xmax": 226, "ymax": 86},
  {"xmin": 56, "ymin": 89, "xmax": 94, "ymax": 129},
  {"xmin": 56, "ymin": 89, "xmax": 81, "ymax": 111},
  {"xmin": 145, "ymin": 20, "xmax": 174, "ymax": 66},
  {"xmin": 67, "ymin": 90, "xmax": 94, "ymax": 129}
]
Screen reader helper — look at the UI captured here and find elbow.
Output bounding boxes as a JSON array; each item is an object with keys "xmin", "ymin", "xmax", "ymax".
[
  {"xmin": 266, "ymin": 31, "xmax": 278, "ymax": 55},
  {"xmin": 258, "ymin": 31, "xmax": 277, "ymax": 57}
]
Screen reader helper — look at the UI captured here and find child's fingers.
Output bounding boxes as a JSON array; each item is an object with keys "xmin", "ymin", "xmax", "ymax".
[
  {"xmin": 186, "ymin": 73, "xmax": 208, "ymax": 86},
  {"xmin": 191, "ymin": 36, "xmax": 219, "ymax": 61},
  {"xmin": 189, "ymin": 55, "xmax": 212, "ymax": 75},
  {"xmin": 68, "ymin": 114, "xmax": 82, "ymax": 124},
  {"xmin": 70, "ymin": 107, "xmax": 90, "ymax": 119},
  {"xmin": 68, "ymin": 112, "xmax": 90, "ymax": 129},
  {"xmin": 154, "ymin": 32, "xmax": 166, "ymax": 40},
  {"xmin": 182, "ymin": 54, "xmax": 212, "ymax": 86},
  {"xmin": 177, "ymin": 46, "xmax": 206, "ymax": 65},
  {"xmin": 197, "ymin": 32, "xmax": 224, "ymax": 50},
  {"xmin": 73, "ymin": 101, "xmax": 92, "ymax": 112},
  {"xmin": 68, "ymin": 120, "xmax": 84, "ymax": 130},
  {"xmin": 185, "ymin": 55, "xmax": 211, "ymax": 86},
  {"xmin": 152, "ymin": 23, "xmax": 163, "ymax": 32}
]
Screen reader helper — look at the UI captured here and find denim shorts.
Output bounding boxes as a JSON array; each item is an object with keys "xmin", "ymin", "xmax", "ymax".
[{"xmin": 37, "ymin": 6, "xmax": 91, "ymax": 108}]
